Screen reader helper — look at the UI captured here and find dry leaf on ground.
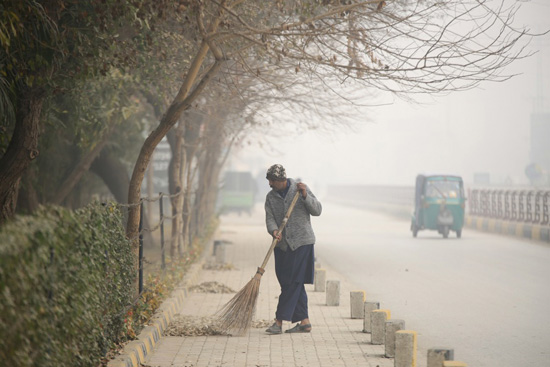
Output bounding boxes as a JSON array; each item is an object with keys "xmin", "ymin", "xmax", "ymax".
[
  {"xmin": 189, "ymin": 281, "xmax": 235, "ymax": 293},
  {"xmin": 165, "ymin": 316, "xmax": 274, "ymax": 337},
  {"xmin": 202, "ymin": 262, "xmax": 236, "ymax": 271}
]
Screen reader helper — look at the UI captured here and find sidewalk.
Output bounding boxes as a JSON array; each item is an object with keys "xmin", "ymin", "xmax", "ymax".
[{"xmin": 143, "ymin": 210, "xmax": 394, "ymax": 367}]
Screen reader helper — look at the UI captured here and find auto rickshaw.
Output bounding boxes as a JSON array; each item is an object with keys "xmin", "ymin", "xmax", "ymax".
[{"xmin": 411, "ymin": 174, "xmax": 465, "ymax": 238}]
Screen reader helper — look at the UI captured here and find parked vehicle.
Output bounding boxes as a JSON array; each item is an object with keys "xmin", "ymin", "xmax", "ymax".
[
  {"xmin": 411, "ymin": 174, "xmax": 466, "ymax": 238},
  {"xmin": 219, "ymin": 171, "xmax": 257, "ymax": 215}
]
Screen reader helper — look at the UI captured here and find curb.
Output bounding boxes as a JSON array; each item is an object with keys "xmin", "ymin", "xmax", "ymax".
[
  {"xmin": 107, "ymin": 257, "xmax": 206, "ymax": 367},
  {"xmin": 465, "ymin": 215, "xmax": 550, "ymax": 243}
]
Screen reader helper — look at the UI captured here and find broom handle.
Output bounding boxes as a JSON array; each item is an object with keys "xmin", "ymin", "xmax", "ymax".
[{"xmin": 259, "ymin": 191, "xmax": 301, "ymax": 271}]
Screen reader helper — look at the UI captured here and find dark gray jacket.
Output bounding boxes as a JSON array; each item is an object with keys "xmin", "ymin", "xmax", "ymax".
[{"xmin": 265, "ymin": 178, "xmax": 322, "ymax": 251}]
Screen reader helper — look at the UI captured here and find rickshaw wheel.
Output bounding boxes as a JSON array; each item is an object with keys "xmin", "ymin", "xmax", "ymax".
[{"xmin": 412, "ymin": 225, "xmax": 418, "ymax": 238}]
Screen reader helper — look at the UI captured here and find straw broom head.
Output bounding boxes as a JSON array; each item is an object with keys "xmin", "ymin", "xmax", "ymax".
[
  {"xmin": 216, "ymin": 268, "xmax": 264, "ymax": 335},
  {"xmin": 216, "ymin": 192, "xmax": 300, "ymax": 335}
]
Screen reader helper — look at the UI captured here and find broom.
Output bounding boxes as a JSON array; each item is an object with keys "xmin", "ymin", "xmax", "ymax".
[{"xmin": 216, "ymin": 191, "xmax": 301, "ymax": 335}]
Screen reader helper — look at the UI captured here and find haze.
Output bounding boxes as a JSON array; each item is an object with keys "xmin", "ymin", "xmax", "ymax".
[{"xmin": 228, "ymin": 1, "xmax": 550, "ymax": 191}]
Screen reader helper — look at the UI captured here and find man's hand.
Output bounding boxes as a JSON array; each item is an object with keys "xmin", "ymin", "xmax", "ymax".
[
  {"xmin": 297, "ymin": 182, "xmax": 307, "ymax": 198},
  {"xmin": 272, "ymin": 230, "xmax": 282, "ymax": 242}
]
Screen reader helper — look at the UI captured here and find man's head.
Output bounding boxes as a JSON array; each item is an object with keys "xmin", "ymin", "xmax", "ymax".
[{"xmin": 266, "ymin": 164, "xmax": 287, "ymax": 191}]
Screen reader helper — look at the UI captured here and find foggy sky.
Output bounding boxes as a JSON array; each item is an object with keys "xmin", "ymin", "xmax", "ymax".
[{"xmin": 228, "ymin": 1, "xmax": 550, "ymax": 189}]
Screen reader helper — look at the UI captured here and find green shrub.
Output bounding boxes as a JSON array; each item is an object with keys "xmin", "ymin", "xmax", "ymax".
[{"xmin": 0, "ymin": 202, "xmax": 135, "ymax": 367}]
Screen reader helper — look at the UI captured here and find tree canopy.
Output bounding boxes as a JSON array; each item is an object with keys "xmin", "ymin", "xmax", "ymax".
[{"xmin": 0, "ymin": 0, "xmax": 538, "ymax": 249}]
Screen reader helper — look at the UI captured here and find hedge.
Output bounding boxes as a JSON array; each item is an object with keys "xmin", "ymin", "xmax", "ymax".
[{"xmin": 0, "ymin": 202, "xmax": 135, "ymax": 367}]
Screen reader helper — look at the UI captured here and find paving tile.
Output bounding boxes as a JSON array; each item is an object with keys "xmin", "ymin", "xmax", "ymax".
[{"xmin": 144, "ymin": 212, "xmax": 394, "ymax": 367}]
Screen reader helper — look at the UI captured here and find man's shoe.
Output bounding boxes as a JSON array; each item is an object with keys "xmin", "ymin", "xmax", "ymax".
[
  {"xmin": 284, "ymin": 323, "xmax": 312, "ymax": 333},
  {"xmin": 265, "ymin": 322, "xmax": 282, "ymax": 334}
]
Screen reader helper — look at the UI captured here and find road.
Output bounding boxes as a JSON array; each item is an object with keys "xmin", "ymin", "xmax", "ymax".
[{"xmin": 312, "ymin": 201, "xmax": 550, "ymax": 367}]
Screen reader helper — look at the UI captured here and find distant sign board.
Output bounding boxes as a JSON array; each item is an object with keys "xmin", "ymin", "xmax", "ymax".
[{"xmin": 142, "ymin": 138, "xmax": 171, "ymax": 195}]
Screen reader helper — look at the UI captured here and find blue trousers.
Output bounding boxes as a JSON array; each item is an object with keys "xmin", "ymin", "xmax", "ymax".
[{"xmin": 274, "ymin": 245, "xmax": 314, "ymax": 323}]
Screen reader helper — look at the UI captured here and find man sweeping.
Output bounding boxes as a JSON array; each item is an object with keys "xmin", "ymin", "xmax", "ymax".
[{"xmin": 264, "ymin": 164, "xmax": 323, "ymax": 334}]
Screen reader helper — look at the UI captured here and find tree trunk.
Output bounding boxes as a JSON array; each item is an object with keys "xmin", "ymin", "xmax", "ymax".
[
  {"xmin": 167, "ymin": 124, "xmax": 185, "ymax": 259},
  {"xmin": 181, "ymin": 115, "xmax": 202, "ymax": 253},
  {"xmin": 193, "ymin": 116, "xmax": 227, "ymax": 232},
  {"xmin": 0, "ymin": 88, "xmax": 45, "ymax": 224},
  {"xmin": 196, "ymin": 144, "xmax": 222, "ymax": 232},
  {"xmin": 182, "ymin": 144, "xmax": 191, "ymax": 256}
]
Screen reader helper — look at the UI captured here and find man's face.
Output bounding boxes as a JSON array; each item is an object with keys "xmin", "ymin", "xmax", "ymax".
[{"xmin": 268, "ymin": 178, "xmax": 287, "ymax": 191}]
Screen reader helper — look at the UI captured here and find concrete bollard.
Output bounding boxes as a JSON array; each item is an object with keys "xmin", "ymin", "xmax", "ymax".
[
  {"xmin": 370, "ymin": 309, "xmax": 391, "ymax": 345},
  {"xmin": 212, "ymin": 240, "xmax": 220, "ymax": 256},
  {"xmin": 363, "ymin": 301, "xmax": 380, "ymax": 333},
  {"xmin": 214, "ymin": 242, "xmax": 225, "ymax": 264},
  {"xmin": 443, "ymin": 362, "xmax": 467, "ymax": 367},
  {"xmin": 314, "ymin": 269, "xmax": 326, "ymax": 292},
  {"xmin": 427, "ymin": 348, "xmax": 454, "ymax": 367},
  {"xmin": 385, "ymin": 319, "xmax": 405, "ymax": 358},
  {"xmin": 395, "ymin": 330, "xmax": 417, "ymax": 367},
  {"xmin": 350, "ymin": 291, "xmax": 366, "ymax": 319},
  {"xmin": 326, "ymin": 280, "xmax": 340, "ymax": 306}
]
